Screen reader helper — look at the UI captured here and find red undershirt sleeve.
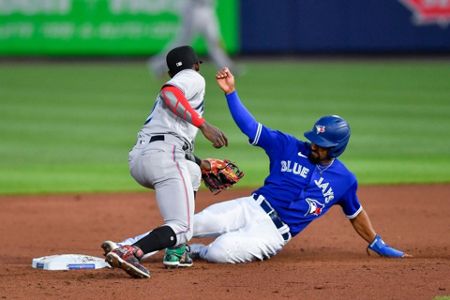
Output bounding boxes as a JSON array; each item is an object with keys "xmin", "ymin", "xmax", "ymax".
[{"xmin": 160, "ymin": 85, "xmax": 205, "ymax": 128}]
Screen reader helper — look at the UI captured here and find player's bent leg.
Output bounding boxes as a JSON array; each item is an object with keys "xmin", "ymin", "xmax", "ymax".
[
  {"xmin": 120, "ymin": 231, "xmax": 151, "ymax": 246},
  {"xmin": 193, "ymin": 196, "xmax": 253, "ymax": 238},
  {"xmin": 155, "ymin": 158, "xmax": 195, "ymax": 268},
  {"xmin": 197, "ymin": 200, "xmax": 287, "ymax": 264},
  {"xmin": 154, "ymin": 156, "xmax": 195, "ymax": 246},
  {"xmin": 200, "ymin": 232, "xmax": 280, "ymax": 263},
  {"xmin": 119, "ymin": 161, "xmax": 202, "ymax": 260}
]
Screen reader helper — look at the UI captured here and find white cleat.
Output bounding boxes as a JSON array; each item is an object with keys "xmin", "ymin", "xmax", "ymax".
[{"xmin": 189, "ymin": 243, "xmax": 206, "ymax": 260}]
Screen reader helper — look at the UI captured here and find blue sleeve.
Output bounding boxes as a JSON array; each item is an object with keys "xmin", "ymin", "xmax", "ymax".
[
  {"xmin": 338, "ymin": 181, "xmax": 362, "ymax": 219},
  {"xmin": 225, "ymin": 91, "xmax": 289, "ymax": 155},
  {"xmin": 225, "ymin": 91, "xmax": 259, "ymax": 139}
]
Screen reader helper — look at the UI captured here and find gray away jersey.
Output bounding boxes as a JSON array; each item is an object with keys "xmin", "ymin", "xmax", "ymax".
[{"xmin": 141, "ymin": 69, "xmax": 206, "ymax": 144}]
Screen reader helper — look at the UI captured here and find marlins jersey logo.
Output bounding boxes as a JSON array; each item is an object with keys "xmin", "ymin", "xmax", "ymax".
[{"xmin": 304, "ymin": 198, "xmax": 325, "ymax": 217}]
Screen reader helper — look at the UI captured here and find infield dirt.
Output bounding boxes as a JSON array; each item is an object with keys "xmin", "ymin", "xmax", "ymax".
[{"xmin": 0, "ymin": 184, "xmax": 449, "ymax": 300}]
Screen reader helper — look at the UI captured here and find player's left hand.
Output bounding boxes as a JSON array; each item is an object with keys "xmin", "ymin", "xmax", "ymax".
[{"xmin": 367, "ymin": 235, "xmax": 412, "ymax": 258}]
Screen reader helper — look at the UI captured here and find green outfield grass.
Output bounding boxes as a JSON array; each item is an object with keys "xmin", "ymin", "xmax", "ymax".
[{"xmin": 1, "ymin": 59, "xmax": 449, "ymax": 194}]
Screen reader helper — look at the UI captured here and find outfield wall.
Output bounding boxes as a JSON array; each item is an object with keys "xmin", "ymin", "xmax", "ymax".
[
  {"xmin": 240, "ymin": 0, "xmax": 450, "ymax": 53},
  {"xmin": 0, "ymin": 0, "xmax": 449, "ymax": 55}
]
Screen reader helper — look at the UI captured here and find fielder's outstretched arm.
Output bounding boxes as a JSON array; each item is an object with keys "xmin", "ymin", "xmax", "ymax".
[{"xmin": 216, "ymin": 67, "xmax": 259, "ymax": 139}]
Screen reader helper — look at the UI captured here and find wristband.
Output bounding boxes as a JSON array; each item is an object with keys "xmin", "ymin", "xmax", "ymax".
[{"xmin": 368, "ymin": 235, "xmax": 404, "ymax": 258}]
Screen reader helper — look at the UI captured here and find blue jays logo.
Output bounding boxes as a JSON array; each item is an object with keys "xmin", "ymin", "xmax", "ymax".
[
  {"xmin": 304, "ymin": 198, "xmax": 325, "ymax": 217},
  {"xmin": 315, "ymin": 125, "xmax": 326, "ymax": 134}
]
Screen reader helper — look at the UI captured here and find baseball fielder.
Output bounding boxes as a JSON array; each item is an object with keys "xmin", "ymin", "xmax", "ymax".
[
  {"xmin": 103, "ymin": 46, "xmax": 227, "ymax": 278},
  {"xmin": 110, "ymin": 67, "xmax": 410, "ymax": 264},
  {"xmin": 149, "ymin": 0, "xmax": 237, "ymax": 77}
]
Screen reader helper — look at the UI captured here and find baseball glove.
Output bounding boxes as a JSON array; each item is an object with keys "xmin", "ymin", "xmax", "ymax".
[{"xmin": 201, "ymin": 158, "xmax": 244, "ymax": 194}]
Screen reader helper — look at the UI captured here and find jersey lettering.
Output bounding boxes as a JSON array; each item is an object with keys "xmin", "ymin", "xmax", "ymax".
[
  {"xmin": 314, "ymin": 177, "xmax": 335, "ymax": 203},
  {"xmin": 280, "ymin": 160, "xmax": 310, "ymax": 178}
]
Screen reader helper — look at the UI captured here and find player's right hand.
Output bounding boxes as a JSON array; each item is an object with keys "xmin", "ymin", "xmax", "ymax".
[
  {"xmin": 200, "ymin": 122, "xmax": 228, "ymax": 148},
  {"xmin": 216, "ymin": 67, "xmax": 235, "ymax": 94}
]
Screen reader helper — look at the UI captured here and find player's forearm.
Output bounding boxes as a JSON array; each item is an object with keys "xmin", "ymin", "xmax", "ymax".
[
  {"xmin": 350, "ymin": 209, "xmax": 377, "ymax": 243},
  {"xmin": 161, "ymin": 85, "xmax": 205, "ymax": 127},
  {"xmin": 225, "ymin": 91, "xmax": 259, "ymax": 138}
]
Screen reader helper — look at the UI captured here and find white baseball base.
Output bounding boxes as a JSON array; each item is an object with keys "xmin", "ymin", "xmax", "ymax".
[{"xmin": 32, "ymin": 254, "xmax": 110, "ymax": 270}]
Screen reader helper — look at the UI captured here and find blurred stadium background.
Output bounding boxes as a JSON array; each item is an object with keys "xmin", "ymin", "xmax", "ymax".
[{"xmin": 1, "ymin": 0, "xmax": 449, "ymax": 194}]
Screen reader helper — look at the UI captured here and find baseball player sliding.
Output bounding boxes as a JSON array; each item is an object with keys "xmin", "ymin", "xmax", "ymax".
[
  {"xmin": 187, "ymin": 67, "xmax": 411, "ymax": 262},
  {"xmin": 106, "ymin": 67, "xmax": 410, "ymax": 266},
  {"xmin": 103, "ymin": 46, "xmax": 227, "ymax": 278}
]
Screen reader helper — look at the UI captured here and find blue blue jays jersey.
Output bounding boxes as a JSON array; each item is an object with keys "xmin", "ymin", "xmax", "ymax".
[{"xmin": 251, "ymin": 124, "xmax": 362, "ymax": 236}]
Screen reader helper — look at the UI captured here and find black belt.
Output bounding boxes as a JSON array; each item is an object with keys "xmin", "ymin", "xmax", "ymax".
[
  {"xmin": 149, "ymin": 135, "xmax": 189, "ymax": 151},
  {"xmin": 149, "ymin": 135, "xmax": 165, "ymax": 143},
  {"xmin": 253, "ymin": 194, "xmax": 290, "ymax": 241}
]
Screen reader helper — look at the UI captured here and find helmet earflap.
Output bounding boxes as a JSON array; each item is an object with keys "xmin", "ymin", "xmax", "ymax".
[{"xmin": 304, "ymin": 115, "xmax": 351, "ymax": 158}]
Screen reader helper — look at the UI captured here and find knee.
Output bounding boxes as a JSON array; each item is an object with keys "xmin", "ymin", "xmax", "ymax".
[
  {"xmin": 203, "ymin": 243, "xmax": 230, "ymax": 263},
  {"xmin": 203, "ymin": 237, "xmax": 237, "ymax": 264}
]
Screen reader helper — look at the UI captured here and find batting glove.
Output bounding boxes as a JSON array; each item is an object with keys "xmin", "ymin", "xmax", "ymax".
[{"xmin": 367, "ymin": 235, "xmax": 405, "ymax": 258}]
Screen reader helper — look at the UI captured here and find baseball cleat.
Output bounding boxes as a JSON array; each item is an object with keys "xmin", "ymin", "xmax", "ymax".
[
  {"xmin": 163, "ymin": 244, "xmax": 193, "ymax": 269},
  {"xmin": 188, "ymin": 243, "xmax": 206, "ymax": 260},
  {"xmin": 101, "ymin": 240, "xmax": 118, "ymax": 257},
  {"xmin": 106, "ymin": 245, "xmax": 150, "ymax": 279}
]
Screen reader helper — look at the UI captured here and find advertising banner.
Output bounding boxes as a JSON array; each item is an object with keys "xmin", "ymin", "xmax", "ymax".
[{"xmin": 0, "ymin": 0, "xmax": 238, "ymax": 55}]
